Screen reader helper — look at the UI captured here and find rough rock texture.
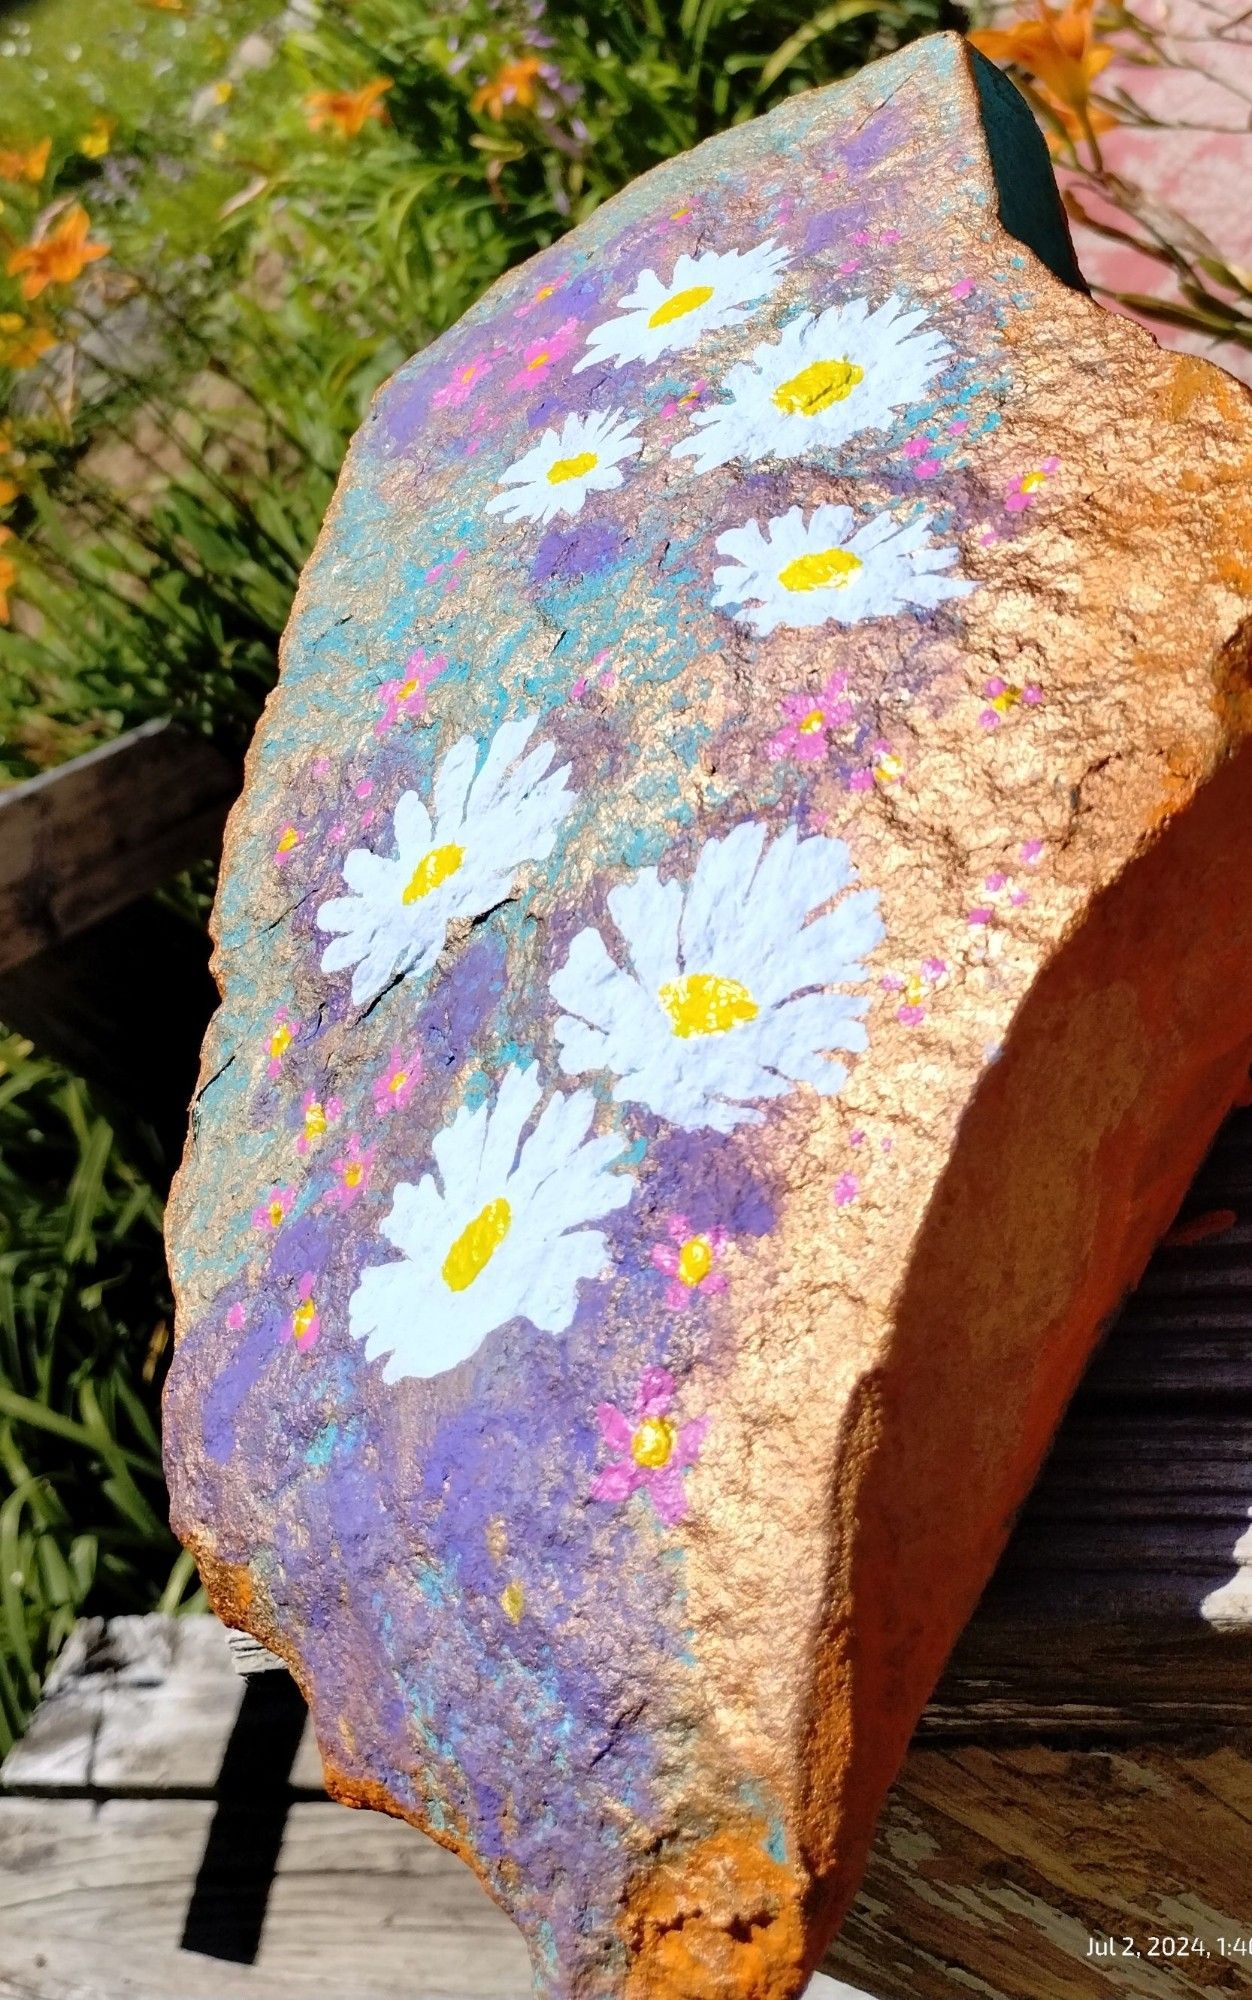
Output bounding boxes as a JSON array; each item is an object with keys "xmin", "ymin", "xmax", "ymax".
[{"xmin": 163, "ymin": 34, "xmax": 1252, "ymax": 2000}]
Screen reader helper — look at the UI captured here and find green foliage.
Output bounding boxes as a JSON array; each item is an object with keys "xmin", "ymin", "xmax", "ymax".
[{"xmin": 0, "ymin": 1034, "xmax": 201, "ymax": 1755}]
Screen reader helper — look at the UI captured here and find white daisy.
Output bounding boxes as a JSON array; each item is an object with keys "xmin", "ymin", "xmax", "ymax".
[
  {"xmin": 348, "ymin": 1063, "xmax": 633, "ymax": 1382},
  {"xmin": 573, "ymin": 239, "xmax": 790, "ymax": 374},
  {"xmin": 485, "ymin": 408, "xmax": 642, "ymax": 525},
  {"xmin": 316, "ymin": 716, "xmax": 574, "ymax": 1006},
  {"xmin": 550, "ymin": 823, "xmax": 884, "ymax": 1133},
  {"xmin": 673, "ymin": 294, "xmax": 950, "ymax": 474},
  {"xmin": 712, "ymin": 504, "xmax": 973, "ymax": 638}
]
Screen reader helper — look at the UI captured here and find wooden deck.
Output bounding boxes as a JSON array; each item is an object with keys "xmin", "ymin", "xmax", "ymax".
[{"xmin": 4, "ymin": 1100, "xmax": 1252, "ymax": 1999}]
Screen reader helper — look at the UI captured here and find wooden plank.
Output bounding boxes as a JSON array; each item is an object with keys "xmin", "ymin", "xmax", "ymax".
[
  {"xmin": 827, "ymin": 1743, "xmax": 1252, "ymax": 2000},
  {"xmin": 0, "ymin": 720, "xmax": 236, "ymax": 976}
]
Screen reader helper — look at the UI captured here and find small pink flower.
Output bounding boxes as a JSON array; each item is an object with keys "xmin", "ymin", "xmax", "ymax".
[
  {"xmin": 513, "ymin": 273, "xmax": 570, "ymax": 318},
  {"xmin": 903, "ymin": 437, "xmax": 932, "ymax": 458},
  {"xmin": 375, "ymin": 649, "xmax": 446, "ymax": 735},
  {"xmin": 1021, "ymin": 838, "xmax": 1044, "ymax": 865},
  {"xmin": 1005, "ymin": 456, "xmax": 1060, "ymax": 513},
  {"xmin": 848, "ymin": 768, "xmax": 874, "ymax": 792},
  {"xmin": 951, "ymin": 277, "xmax": 975, "ymax": 299},
  {"xmin": 659, "ymin": 379, "xmax": 707, "ymax": 419},
  {"xmin": 295, "ymin": 1089, "xmax": 342, "ymax": 1156},
  {"xmin": 327, "ymin": 1135, "xmax": 375, "ymax": 1210},
  {"xmin": 311, "ymin": 755, "xmax": 332, "ymax": 780},
  {"xmin": 433, "ymin": 352, "xmax": 494, "ymax": 410},
  {"xmin": 374, "ymin": 1046, "xmax": 421, "ymax": 1116},
  {"xmin": 425, "ymin": 548, "xmax": 467, "ymax": 592},
  {"xmin": 649, "ymin": 1214, "xmax": 729, "ymax": 1311},
  {"xmin": 849, "ymin": 1128, "xmax": 866, "ymax": 1148},
  {"xmin": 914, "ymin": 457, "xmax": 941, "ymax": 479},
  {"xmin": 252, "ymin": 1185, "xmax": 295, "ymax": 1232},
  {"xmin": 968, "ymin": 905, "xmax": 994, "ymax": 926},
  {"xmin": 508, "ymin": 316, "xmax": 577, "ymax": 389},
  {"xmin": 266, "ymin": 1008, "xmax": 296, "ymax": 1078},
  {"xmin": 288, "ymin": 1274, "xmax": 320, "ymax": 1351},
  {"xmin": 979, "ymin": 677, "xmax": 1041, "ymax": 730},
  {"xmin": 768, "ymin": 673, "xmax": 853, "ymax": 762},
  {"xmin": 589, "ymin": 1369, "xmax": 710, "ymax": 1527},
  {"xmin": 274, "ymin": 823, "xmax": 303, "ymax": 868},
  {"xmin": 832, "ymin": 1172, "xmax": 859, "ymax": 1207},
  {"xmin": 226, "ymin": 1301, "xmax": 246, "ymax": 1331}
]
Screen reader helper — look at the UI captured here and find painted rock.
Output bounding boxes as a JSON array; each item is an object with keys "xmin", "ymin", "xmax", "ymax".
[{"xmin": 164, "ymin": 31, "xmax": 1252, "ymax": 2000}]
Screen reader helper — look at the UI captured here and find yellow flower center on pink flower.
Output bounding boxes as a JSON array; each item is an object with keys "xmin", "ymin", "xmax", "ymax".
[
  {"xmin": 1020, "ymin": 470, "xmax": 1047, "ymax": 494},
  {"xmin": 992, "ymin": 685, "xmax": 1022, "ymax": 714},
  {"xmin": 501, "ymin": 1580, "xmax": 525, "ymax": 1624},
  {"xmin": 402, "ymin": 841, "xmax": 464, "ymax": 903},
  {"xmin": 772, "ymin": 357, "xmax": 864, "ymax": 417},
  {"xmin": 267, "ymin": 1198, "xmax": 285, "ymax": 1228},
  {"xmin": 292, "ymin": 1296, "xmax": 317, "ymax": 1344},
  {"xmin": 631, "ymin": 1416, "xmax": 676, "ymax": 1468},
  {"xmin": 778, "ymin": 547, "xmax": 863, "ymax": 594},
  {"xmin": 388, "ymin": 1069, "xmax": 408, "ymax": 1095},
  {"xmin": 874, "ymin": 752, "xmax": 903, "ymax": 784},
  {"xmin": 303, "ymin": 1100, "xmax": 328, "ymax": 1141},
  {"xmin": 676, "ymin": 1234, "xmax": 714, "ymax": 1288},
  {"xmin": 343, "ymin": 1160, "xmax": 364, "ymax": 1188},
  {"xmin": 396, "ymin": 674, "xmax": 421, "ymax": 700},
  {"xmin": 798, "ymin": 708, "xmax": 825, "ymax": 734},
  {"xmin": 659, "ymin": 972, "xmax": 759, "ymax": 1039},
  {"xmin": 547, "ymin": 449, "xmax": 598, "ymax": 485},
  {"xmin": 442, "ymin": 1196, "xmax": 512, "ymax": 1292},
  {"xmin": 903, "ymin": 974, "xmax": 926, "ymax": 1007},
  {"xmin": 276, "ymin": 825, "xmax": 300, "ymax": 853},
  {"xmin": 648, "ymin": 283, "xmax": 714, "ymax": 329},
  {"xmin": 527, "ymin": 348, "xmax": 551, "ymax": 371},
  {"xmin": 269, "ymin": 1023, "xmax": 292, "ymax": 1062}
]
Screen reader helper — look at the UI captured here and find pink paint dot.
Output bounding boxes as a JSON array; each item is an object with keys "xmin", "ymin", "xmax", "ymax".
[
  {"xmin": 1021, "ymin": 838, "xmax": 1043, "ymax": 864},
  {"xmin": 328, "ymin": 821, "xmax": 346, "ymax": 842},
  {"xmin": 226, "ymin": 1302, "xmax": 245, "ymax": 1331},
  {"xmin": 969, "ymin": 906, "xmax": 994, "ymax": 926},
  {"xmin": 598, "ymin": 670, "xmax": 615, "ymax": 689},
  {"xmin": 849, "ymin": 1129, "xmax": 865, "ymax": 1147},
  {"xmin": 833, "ymin": 1172, "xmax": 860, "ymax": 1207},
  {"xmin": 592, "ymin": 648, "xmax": 610, "ymax": 668},
  {"xmin": 915, "ymin": 458, "xmax": 941, "ymax": 478},
  {"xmin": 949, "ymin": 419, "xmax": 969, "ymax": 436},
  {"xmin": 311, "ymin": 756, "xmax": 331, "ymax": 779},
  {"xmin": 897, "ymin": 1003, "xmax": 927, "ymax": 1027},
  {"xmin": 851, "ymin": 229, "xmax": 871, "ymax": 245},
  {"xmin": 903, "ymin": 437, "xmax": 932, "ymax": 458},
  {"xmin": 360, "ymin": 809, "xmax": 375, "ymax": 829},
  {"xmin": 979, "ymin": 710, "xmax": 1000, "ymax": 731},
  {"xmin": 985, "ymin": 871, "xmax": 1007, "ymax": 892},
  {"xmin": 570, "ymin": 676, "xmax": 588, "ymax": 701},
  {"xmin": 951, "ymin": 277, "xmax": 975, "ymax": 299},
  {"xmin": 838, "ymin": 258, "xmax": 861, "ymax": 274},
  {"xmin": 881, "ymin": 1137, "xmax": 893, "ymax": 1154},
  {"xmin": 355, "ymin": 778, "xmax": 373, "ymax": 799},
  {"xmin": 1023, "ymin": 685, "xmax": 1043, "ymax": 706},
  {"xmin": 848, "ymin": 769, "xmax": 874, "ymax": 792},
  {"xmin": 1010, "ymin": 888, "xmax": 1029, "ymax": 906},
  {"xmin": 980, "ymin": 528, "xmax": 1000, "ymax": 546},
  {"xmin": 880, "ymin": 228, "xmax": 901, "ymax": 243}
]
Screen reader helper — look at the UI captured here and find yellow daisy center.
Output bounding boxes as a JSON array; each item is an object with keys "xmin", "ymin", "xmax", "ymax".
[
  {"xmin": 772, "ymin": 357, "xmax": 865, "ymax": 417},
  {"xmin": 292, "ymin": 1297, "xmax": 317, "ymax": 1343},
  {"xmin": 527, "ymin": 347, "xmax": 551, "ymax": 371},
  {"xmin": 903, "ymin": 974, "xmax": 926, "ymax": 1006},
  {"xmin": 648, "ymin": 283, "xmax": 714, "ymax": 329},
  {"xmin": 402, "ymin": 841, "xmax": 464, "ymax": 904},
  {"xmin": 388, "ymin": 1069, "xmax": 408, "ymax": 1094},
  {"xmin": 1020, "ymin": 470, "xmax": 1047, "ymax": 493},
  {"xmin": 676, "ymin": 1234, "xmax": 713, "ymax": 1289},
  {"xmin": 442, "ymin": 1196, "xmax": 512, "ymax": 1292},
  {"xmin": 268, "ymin": 1198, "xmax": 285, "ymax": 1228},
  {"xmin": 501, "ymin": 1580, "xmax": 525, "ymax": 1624},
  {"xmin": 269, "ymin": 1023, "xmax": 292, "ymax": 1061},
  {"xmin": 658, "ymin": 973, "xmax": 759, "ymax": 1039},
  {"xmin": 631, "ymin": 1416, "xmax": 677, "ymax": 1469},
  {"xmin": 276, "ymin": 825, "xmax": 300, "ymax": 853},
  {"xmin": 778, "ymin": 548, "xmax": 863, "ymax": 594},
  {"xmin": 547, "ymin": 449, "xmax": 598, "ymax": 485},
  {"xmin": 303, "ymin": 1100, "xmax": 328, "ymax": 1140},
  {"xmin": 992, "ymin": 685, "xmax": 1022, "ymax": 714},
  {"xmin": 397, "ymin": 674, "xmax": 421, "ymax": 700},
  {"xmin": 798, "ymin": 708, "xmax": 825, "ymax": 734},
  {"xmin": 343, "ymin": 1160, "xmax": 364, "ymax": 1188}
]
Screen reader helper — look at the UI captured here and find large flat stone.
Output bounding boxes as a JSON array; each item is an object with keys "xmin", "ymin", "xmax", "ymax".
[{"xmin": 164, "ymin": 32, "xmax": 1252, "ymax": 2000}]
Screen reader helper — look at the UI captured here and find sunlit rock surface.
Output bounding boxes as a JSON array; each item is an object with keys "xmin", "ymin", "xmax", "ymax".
[{"xmin": 165, "ymin": 34, "xmax": 1252, "ymax": 1999}]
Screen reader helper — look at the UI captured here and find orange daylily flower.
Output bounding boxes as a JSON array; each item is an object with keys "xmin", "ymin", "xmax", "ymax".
[
  {"xmin": 968, "ymin": 0, "xmax": 1113, "ymax": 117},
  {"xmin": 7, "ymin": 204, "xmax": 109, "ymax": 300},
  {"xmin": 471, "ymin": 56, "xmax": 545, "ymax": 120},
  {"xmin": 0, "ymin": 313, "xmax": 56, "ymax": 367},
  {"xmin": 1037, "ymin": 86, "xmax": 1119, "ymax": 150},
  {"xmin": 0, "ymin": 528, "xmax": 17, "ymax": 625},
  {"xmin": 304, "ymin": 77, "xmax": 393, "ymax": 139},
  {"xmin": 0, "ymin": 137, "xmax": 51, "ymax": 184}
]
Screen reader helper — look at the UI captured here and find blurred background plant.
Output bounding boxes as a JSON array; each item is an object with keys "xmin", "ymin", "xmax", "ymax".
[{"xmin": 0, "ymin": 0, "xmax": 1248, "ymax": 1743}]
